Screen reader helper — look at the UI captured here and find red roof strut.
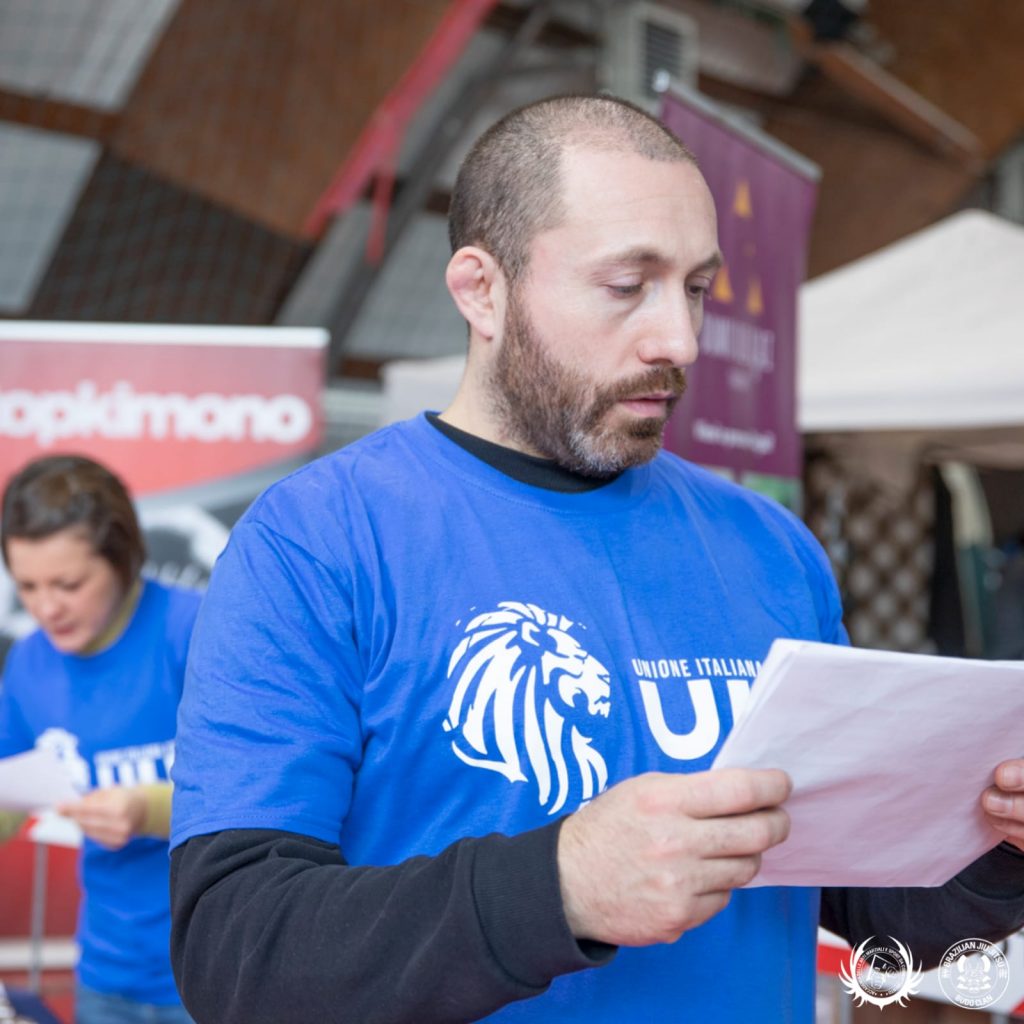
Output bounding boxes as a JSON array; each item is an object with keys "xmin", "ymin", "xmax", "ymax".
[{"xmin": 304, "ymin": 0, "xmax": 499, "ymax": 247}]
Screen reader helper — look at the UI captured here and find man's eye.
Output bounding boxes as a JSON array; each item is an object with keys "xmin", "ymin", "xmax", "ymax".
[
  {"xmin": 607, "ymin": 283, "xmax": 643, "ymax": 297},
  {"xmin": 59, "ymin": 581, "xmax": 83, "ymax": 593},
  {"xmin": 688, "ymin": 282, "xmax": 711, "ymax": 299}
]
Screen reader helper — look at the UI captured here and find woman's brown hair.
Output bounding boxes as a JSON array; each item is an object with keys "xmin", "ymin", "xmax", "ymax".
[{"xmin": 1, "ymin": 455, "xmax": 145, "ymax": 589}]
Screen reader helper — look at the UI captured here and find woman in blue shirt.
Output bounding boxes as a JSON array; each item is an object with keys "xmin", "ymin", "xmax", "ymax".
[{"xmin": 0, "ymin": 455, "xmax": 200, "ymax": 1024}]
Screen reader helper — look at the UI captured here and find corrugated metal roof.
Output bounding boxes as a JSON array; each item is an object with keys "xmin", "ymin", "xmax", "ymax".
[
  {"xmin": 0, "ymin": 123, "xmax": 98, "ymax": 313},
  {"xmin": 344, "ymin": 211, "xmax": 467, "ymax": 361},
  {"xmin": 0, "ymin": 0, "xmax": 178, "ymax": 111}
]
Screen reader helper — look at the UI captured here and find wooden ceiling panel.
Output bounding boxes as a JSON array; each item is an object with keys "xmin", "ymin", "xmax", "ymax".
[
  {"xmin": 866, "ymin": 0, "xmax": 1024, "ymax": 158},
  {"xmin": 699, "ymin": 74, "xmax": 975, "ymax": 277},
  {"xmin": 112, "ymin": 0, "xmax": 455, "ymax": 238},
  {"xmin": 768, "ymin": 105, "xmax": 974, "ymax": 276}
]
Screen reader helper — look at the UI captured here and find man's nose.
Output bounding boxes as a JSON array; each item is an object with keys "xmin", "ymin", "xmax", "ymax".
[{"xmin": 637, "ymin": 288, "xmax": 700, "ymax": 368}]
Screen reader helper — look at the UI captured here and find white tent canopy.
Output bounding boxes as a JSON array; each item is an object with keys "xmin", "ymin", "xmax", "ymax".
[{"xmin": 798, "ymin": 210, "xmax": 1024, "ymax": 434}]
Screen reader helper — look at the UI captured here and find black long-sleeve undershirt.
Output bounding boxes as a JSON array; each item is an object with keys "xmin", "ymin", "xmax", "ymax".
[
  {"xmin": 170, "ymin": 824, "xmax": 612, "ymax": 1024},
  {"xmin": 821, "ymin": 841, "xmax": 1024, "ymax": 967},
  {"xmin": 171, "ymin": 826, "xmax": 1024, "ymax": 1024}
]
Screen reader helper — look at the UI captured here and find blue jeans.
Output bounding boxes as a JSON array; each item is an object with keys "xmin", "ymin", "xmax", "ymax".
[{"xmin": 75, "ymin": 984, "xmax": 195, "ymax": 1024}]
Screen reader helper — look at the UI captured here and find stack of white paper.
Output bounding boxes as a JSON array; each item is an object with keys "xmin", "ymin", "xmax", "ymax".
[
  {"xmin": 0, "ymin": 746, "xmax": 79, "ymax": 813},
  {"xmin": 713, "ymin": 640, "xmax": 1024, "ymax": 887}
]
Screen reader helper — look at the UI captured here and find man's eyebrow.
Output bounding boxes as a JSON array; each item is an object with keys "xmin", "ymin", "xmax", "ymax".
[
  {"xmin": 588, "ymin": 247, "xmax": 669, "ymax": 272},
  {"xmin": 587, "ymin": 247, "xmax": 724, "ymax": 275},
  {"xmin": 694, "ymin": 251, "xmax": 724, "ymax": 273}
]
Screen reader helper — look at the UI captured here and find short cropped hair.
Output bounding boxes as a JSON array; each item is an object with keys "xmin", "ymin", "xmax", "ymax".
[
  {"xmin": 448, "ymin": 94, "xmax": 696, "ymax": 281},
  {"xmin": 1, "ymin": 455, "xmax": 145, "ymax": 590}
]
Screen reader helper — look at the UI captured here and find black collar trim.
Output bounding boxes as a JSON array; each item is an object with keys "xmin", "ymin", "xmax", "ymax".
[{"xmin": 425, "ymin": 413, "xmax": 617, "ymax": 493}]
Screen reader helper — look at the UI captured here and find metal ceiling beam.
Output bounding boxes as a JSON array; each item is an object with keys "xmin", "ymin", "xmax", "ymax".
[
  {"xmin": 321, "ymin": 0, "xmax": 559, "ymax": 376},
  {"xmin": 0, "ymin": 87, "xmax": 118, "ymax": 143}
]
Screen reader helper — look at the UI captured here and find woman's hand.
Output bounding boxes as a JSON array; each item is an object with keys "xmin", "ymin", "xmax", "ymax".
[
  {"xmin": 0, "ymin": 810, "xmax": 27, "ymax": 844},
  {"xmin": 57, "ymin": 786, "xmax": 147, "ymax": 850}
]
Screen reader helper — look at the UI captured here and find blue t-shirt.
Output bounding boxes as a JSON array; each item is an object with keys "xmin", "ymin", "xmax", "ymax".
[
  {"xmin": 0, "ymin": 579, "xmax": 201, "ymax": 1004},
  {"xmin": 172, "ymin": 413, "xmax": 846, "ymax": 1022}
]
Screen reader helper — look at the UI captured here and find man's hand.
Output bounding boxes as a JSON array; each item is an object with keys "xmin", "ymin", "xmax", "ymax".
[
  {"xmin": 557, "ymin": 768, "xmax": 791, "ymax": 946},
  {"xmin": 982, "ymin": 760, "xmax": 1024, "ymax": 852},
  {"xmin": 57, "ymin": 786, "xmax": 147, "ymax": 850}
]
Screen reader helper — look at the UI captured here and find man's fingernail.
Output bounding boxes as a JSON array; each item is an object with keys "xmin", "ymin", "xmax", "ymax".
[
  {"xmin": 1002, "ymin": 765, "xmax": 1023, "ymax": 789},
  {"xmin": 986, "ymin": 793, "xmax": 1013, "ymax": 815}
]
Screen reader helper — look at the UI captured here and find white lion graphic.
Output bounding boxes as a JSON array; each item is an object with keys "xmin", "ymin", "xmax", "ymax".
[
  {"xmin": 443, "ymin": 602, "xmax": 611, "ymax": 815},
  {"xmin": 36, "ymin": 727, "xmax": 90, "ymax": 793}
]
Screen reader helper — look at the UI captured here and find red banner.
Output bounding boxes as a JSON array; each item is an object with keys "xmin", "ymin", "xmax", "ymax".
[
  {"xmin": 0, "ymin": 320, "xmax": 327, "ymax": 664},
  {"xmin": 0, "ymin": 322, "xmax": 327, "ymax": 498}
]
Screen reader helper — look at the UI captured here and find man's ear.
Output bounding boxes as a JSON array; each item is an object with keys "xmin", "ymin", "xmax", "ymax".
[{"xmin": 446, "ymin": 246, "xmax": 506, "ymax": 341}]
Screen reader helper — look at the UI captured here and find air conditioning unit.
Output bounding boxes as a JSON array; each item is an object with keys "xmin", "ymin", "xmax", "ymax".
[{"xmin": 602, "ymin": 1, "xmax": 699, "ymax": 108}]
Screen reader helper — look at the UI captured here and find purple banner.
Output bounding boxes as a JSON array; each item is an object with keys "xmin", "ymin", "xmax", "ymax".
[{"xmin": 659, "ymin": 87, "xmax": 818, "ymax": 480}]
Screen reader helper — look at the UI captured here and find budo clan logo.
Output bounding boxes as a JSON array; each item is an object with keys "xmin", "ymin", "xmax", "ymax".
[{"xmin": 938, "ymin": 938, "xmax": 1010, "ymax": 1009}]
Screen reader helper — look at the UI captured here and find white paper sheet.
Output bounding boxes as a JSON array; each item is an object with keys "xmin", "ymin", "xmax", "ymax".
[
  {"xmin": 29, "ymin": 808, "xmax": 83, "ymax": 848},
  {"xmin": 0, "ymin": 746, "xmax": 78, "ymax": 812},
  {"xmin": 713, "ymin": 640, "xmax": 1024, "ymax": 887}
]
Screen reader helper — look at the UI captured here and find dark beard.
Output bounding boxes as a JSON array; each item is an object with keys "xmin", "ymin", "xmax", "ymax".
[{"xmin": 489, "ymin": 290, "xmax": 686, "ymax": 477}]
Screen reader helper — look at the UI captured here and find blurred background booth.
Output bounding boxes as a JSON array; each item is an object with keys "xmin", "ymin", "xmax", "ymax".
[{"xmin": 799, "ymin": 209, "xmax": 1024, "ymax": 660}]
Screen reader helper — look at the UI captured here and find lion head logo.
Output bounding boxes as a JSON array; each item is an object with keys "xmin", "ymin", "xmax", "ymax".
[
  {"xmin": 36, "ymin": 727, "xmax": 90, "ymax": 793},
  {"xmin": 442, "ymin": 601, "xmax": 611, "ymax": 815}
]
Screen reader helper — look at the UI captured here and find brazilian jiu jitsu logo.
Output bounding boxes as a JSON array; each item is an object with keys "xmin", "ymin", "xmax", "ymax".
[
  {"xmin": 443, "ymin": 602, "xmax": 611, "ymax": 815},
  {"xmin": 938, "ymin": 938, "xmax": 1010, "ymax": 1008},
  {"xmin": 839, "ymin": 936, "xmax": 923, "ymax": 1009}
]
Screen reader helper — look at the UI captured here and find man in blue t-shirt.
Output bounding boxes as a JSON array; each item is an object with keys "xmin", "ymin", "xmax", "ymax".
[{"xmin": 170, "ymin": 95, "xmax": 1024, "ymax": 1024}]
